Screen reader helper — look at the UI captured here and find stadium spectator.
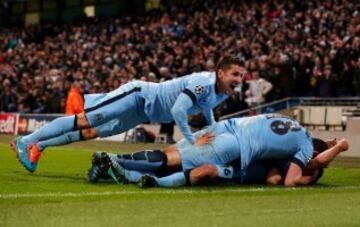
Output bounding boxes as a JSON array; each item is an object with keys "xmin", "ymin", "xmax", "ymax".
[
  {"xmin": 0, "ymin": 79, "xmax": 18, "ymax": 112},
  {"xmin": 336, "ymin": 62, "xmax": 354, "ymax": 97},
  {"xmin": 0, "ymin": 0, "xmax": 359, "ymax": 115},
  {"xmin": 65, "ymin": 81, "xmax": 84, "ymax": 115},
  {"xmin": 317, "ymin": 65, "xmax": 336, "ymax": 97},
  {"xmin": 353, "ymin": 58, "xmax": 360, "ymax": 96},
  {"xmin": 244, "ymin": 70, "xmax": 273, "ymax": 107}
]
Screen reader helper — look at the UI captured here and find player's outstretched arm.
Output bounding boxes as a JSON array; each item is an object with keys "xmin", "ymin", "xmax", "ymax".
[
  {"xmin": 171, "ymin": 93, "xmax": 197, "ymax": 144},
  {"xmin": 305, "ymin": 138, "xmax": 349, "ymax": 173}
]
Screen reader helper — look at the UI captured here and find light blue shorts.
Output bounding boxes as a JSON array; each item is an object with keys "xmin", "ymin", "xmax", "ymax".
[
  {"xmin": 177, "ymin": 122, "xmax": 240, "ymax": 171},
  {"xmin": 84, "ymin": 81, "xmax": 149, "ymax": 137}
]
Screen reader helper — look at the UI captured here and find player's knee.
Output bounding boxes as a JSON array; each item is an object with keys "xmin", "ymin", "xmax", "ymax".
[
  {"xmin": 202, "ymin": 164, "xmax": 218, "ymax": 178},
  {"xmin": 163, "ymin": 146, "xmax": 181, "ymax": 168},
  {"xmin": 189, "ymin": 165, "xmax": 218, "ymax": 185},
  {"xmin": 191, "ymin": 164, "xmax": 218, "ymax": 179},
  {"xmin": 80, "ymin": 128, "xmax": 98, "ymax": 140},
  {"xmin": 76, "ymin": 112, "xmax": 90, "ymax": 129}
]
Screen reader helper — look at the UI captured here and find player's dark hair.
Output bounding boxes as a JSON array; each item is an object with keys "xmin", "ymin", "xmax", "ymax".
[
  {"xmin": 216, "ymin": 55, "xmax": 244, "ymax": 74},
  {"xmin": 312, "ymin": 138, "xmax": 328, "ymax": 153}
]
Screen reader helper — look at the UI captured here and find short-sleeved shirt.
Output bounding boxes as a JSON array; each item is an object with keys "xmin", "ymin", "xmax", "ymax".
[
  {"xmin": 226, "ymin": 114, "xmax": 313, "ymax": 172},
  {"xmin": 140, "ymin": 71, "xmax": 228, "ymax": 122}
]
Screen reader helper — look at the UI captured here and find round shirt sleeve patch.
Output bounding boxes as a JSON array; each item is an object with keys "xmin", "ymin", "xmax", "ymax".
[{"xmin": 194, "ymin": 85, "xmax": 205, "ymax": 95}]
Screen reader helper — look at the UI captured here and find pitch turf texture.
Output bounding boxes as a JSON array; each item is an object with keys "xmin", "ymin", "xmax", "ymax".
[{"xmin": 1, "ymin": 135, "xmax": 360, "ymax": 227}]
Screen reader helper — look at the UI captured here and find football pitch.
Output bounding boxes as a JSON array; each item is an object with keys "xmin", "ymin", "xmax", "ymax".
[{"xmin": 1, "ymin": 135, "xmax": 360, "ymax": 227}]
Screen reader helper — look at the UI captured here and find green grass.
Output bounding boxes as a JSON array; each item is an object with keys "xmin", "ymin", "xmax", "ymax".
[{"xmin": 1, "ymin": 135, "xmax": 360, "ymax": 227}]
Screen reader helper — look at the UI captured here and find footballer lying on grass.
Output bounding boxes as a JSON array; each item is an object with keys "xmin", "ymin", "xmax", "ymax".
[{"xmin": 88, "ymin": 114, "xmax": 349, "ymax": 187}]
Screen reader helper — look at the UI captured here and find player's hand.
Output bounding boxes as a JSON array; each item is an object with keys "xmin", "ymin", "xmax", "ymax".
[
  {"xmin": 326, "ymin": 138, "xmax": 337, "ymax": 148},
  {"xmin": 194, "ymin": 132, "xmax": 215, "ymax": 146},
  {"xmin": 337, "ymin": 138, "xmax": 349, "ymax": 152}
]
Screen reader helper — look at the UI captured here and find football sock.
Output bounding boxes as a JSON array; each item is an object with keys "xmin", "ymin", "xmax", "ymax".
[
  {"xmin": 116, "ymin": 169, "xmax": 186, "ymax": 187},
  {"xmin": 117, "ymin": 167, "xmax": 186, "ymax": 187},
  {"xmin": 116, "ymin": 150, "xmax": 167, "ymax": 171},
  {"xmin": 154, "ymin": 172, "xmax": 186, "ymax": 187},
  {"xmin": 37, "ymin": 130, "xmax": 81, "ymax": 151},
  {"xmin": 122, "ymin": 169, "xmax": 145, "ymax": 183},
  {"xmin": 22, "ymin": 116, "xmax": 76, "ymax": 145}
]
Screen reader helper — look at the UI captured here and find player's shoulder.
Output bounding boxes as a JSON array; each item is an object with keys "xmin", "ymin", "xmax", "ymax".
[
  {"xmin": 187, "ymin": 71, "xmax": 216, "ymax": 86},
  {"xmin": 260, "ymin": 114, "xmax": 302, "ymax": 124}
]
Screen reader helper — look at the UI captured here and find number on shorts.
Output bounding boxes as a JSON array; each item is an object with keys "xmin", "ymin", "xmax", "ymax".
[{"xmin": 224, "ymin": 168, "xmax": 231, "ymax": 176}]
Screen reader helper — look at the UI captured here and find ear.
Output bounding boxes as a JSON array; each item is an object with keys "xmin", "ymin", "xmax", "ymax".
[{"xmin": 217, "ymin": 69, "xmax": 225, "ymax": 79}]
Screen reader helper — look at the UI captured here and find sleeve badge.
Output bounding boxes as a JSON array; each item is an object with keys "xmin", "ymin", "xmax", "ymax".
[{"xmin": 194, "ymin": 85, "xmax": 205, "ymax": 95}]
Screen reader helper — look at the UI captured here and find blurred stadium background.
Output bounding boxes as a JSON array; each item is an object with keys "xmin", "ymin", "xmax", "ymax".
[
  {"xmin": 0, "ymin": 0, "xmax": 360, "ymax": 226},
  {"xmin": 0, "ymin": 0, "xmax": 359, "ymax": 153}
]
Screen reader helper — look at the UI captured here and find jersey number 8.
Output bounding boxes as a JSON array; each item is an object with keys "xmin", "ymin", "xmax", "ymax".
[{"xmin": 270, "ymin": 120, "xmax": 301, "ymax": 135}]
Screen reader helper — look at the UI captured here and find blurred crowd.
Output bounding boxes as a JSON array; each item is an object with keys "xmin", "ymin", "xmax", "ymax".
[{"xmin": 0, "ymin": 0, "xmax": 359, "ymax": 116}]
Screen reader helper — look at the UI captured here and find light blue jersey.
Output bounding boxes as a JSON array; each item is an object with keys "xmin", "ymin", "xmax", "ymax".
[
  {"xmin": 142, "ymin": 72, "xmax": 227, "ymax": 122},
  {"xmin": 227, "ymin": 114, "xmax": 313, "ymax": 172},
  {"xmin": 141, "ymin": 71, "xmax": 227, "ymax": 143},
  {"xmin": 176, "ymin": 120, "xmax": 240, "ymax": 171},
  {"xmin": 84, "ymin": 71, "xmax": 228, "ymax": 143},
  {"xmin": 176, "ymin": 114, "xmax": 313, "ymax": 174}
]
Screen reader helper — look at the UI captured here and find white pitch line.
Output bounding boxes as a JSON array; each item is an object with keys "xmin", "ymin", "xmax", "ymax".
[
  {"xmin": 0, "ymin": 189, "xmax": 263, "ymax": 199},
  {"xmin": 1, "ymin": 185, "xmax": 360, "ymax": 199}
]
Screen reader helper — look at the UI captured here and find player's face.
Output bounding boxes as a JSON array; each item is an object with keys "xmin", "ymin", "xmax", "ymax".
[{"xmin": 217, "ymin": 65, "xmax": 246, "ymax": 95}]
